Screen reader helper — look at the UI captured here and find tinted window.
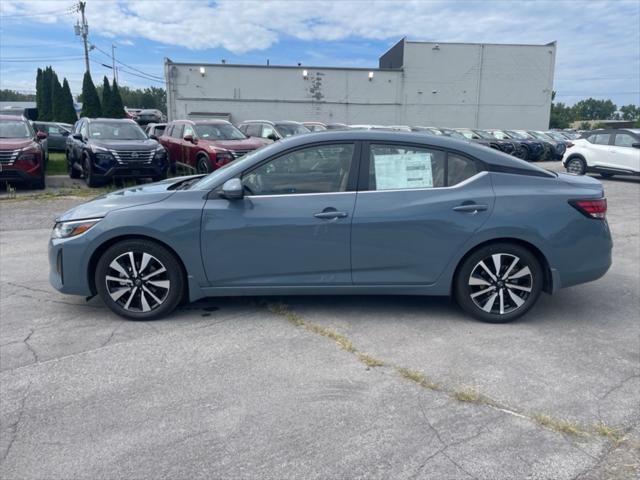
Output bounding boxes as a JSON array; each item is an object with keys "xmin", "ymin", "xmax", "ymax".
[
  {"xmin": 592, "ymin": 133, "xmax": 611, "ymax": 145},
  {"xmin": 448, "ymin": 154, "xmax": 478, "ymax": 185},
  {"xmin": 171, "ymin": 123, "xmax": 184, "ymax": 139},
  {"xmin": 368, "ymin": 144, "xmax": 446, "ymax": 190},
  {"xmin": 246, "ymin": 124, "xmax": 262, "ymax": 137},
  {"xmin": 614, "ymin": 133, "xmax": 636, "ymax": 147},
  {"xmin": 243, "ymin": 143, "xmax": 354, "ymax": 195}
]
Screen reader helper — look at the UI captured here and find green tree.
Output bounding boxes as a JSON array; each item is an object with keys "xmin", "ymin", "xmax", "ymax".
[
  {"xmin": 0, "ymin": 89, "xmax": 36, "ymax": 102},
  {"xmin": 101, "ymin": 76, "xmax": 113, "ymax": 117},
  {"xmin": 50, "ymin": 71, "xmax": 64, "ymax": 122},
  {"xmin": 80, "ymin": 71, "xmax": 102, "ymax": 118},
  {"xmin": 38, "ymin": 66, "xmax": 53, "ymax": 121},
  {"xmin": 550, "ymin": 102, "xmax": 575, "ymax": 129},
  {"xmin": 572, "ymin": 98, "xmax": 617, "ymax": 120},
  {"xmin": 35, "ymin": 68, "xmax": 44, "ymax": 119},
  {"xmin": 619, "ymin": 104, "xmax": 639, "ymax": 121},
  {"xmin": 58, "ymin": 78, "xmax": 78, "ymax": 124},
  {"xmin": 578, "ymin": 121, "xmax": 592, "ymax": 130},
  {"xmin": 109, "ymin": 79, "xmax": 126, "ymax": 118}
]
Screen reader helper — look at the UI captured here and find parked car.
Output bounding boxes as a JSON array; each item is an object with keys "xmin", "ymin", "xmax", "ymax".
[
  {"xmin": 563, "ymin": 129, "xmax": 640, "ymax": 177},
  {"xmin": 487, "ymin": 129, "xmax": 545, "ymax": 161},
  {"xmin": 302, "ymin": 122, "xmax": 327, "ymax": 132},
  {"xmin": 237, "ymin": 120, "xmax": 310, "ymax": 141},
  {"xmin": 507, "ymin": 130, "xmax": 554, "ymax": 161},
  {"xmin": 0, "ymin": 114, "xmax": 47, "ymax": 189},
  {"xmin": 33, "ymin": 121, "xmax": 72, "ymax": 151},
  {"xmin": 454, "ymin": 128, "xmax": 519, "ymax": 156},
  {"xmin": 526, "ymin": 131, "xmax": 566, "ymax": 160},
  {"xmin": 66, "ymin": 118, "xmax": 168, "ymax": 187},
  {"xmin": 325, "ymin": 123, "xmax": 348, "ymax": 130},
  {"xmin": 411, "ymin": 126, "xmax": 444, "ymax": 136},
  {"xmin": 160, "ymin": 119, "xmax": 267, "ymax": 174},
  {"xmin": 49, "ymin": 130, "xmax": 611, "ymax": 323},
  {"xmin": 144, "ymin": 123, "xmax": 167, "ymax": 139},
  {"xmin": 134, "ymin": 109, "xmax": 164, "ymax": 125}
]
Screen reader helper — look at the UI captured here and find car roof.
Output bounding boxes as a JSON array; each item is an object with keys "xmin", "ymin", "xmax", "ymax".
[
  {"xmin": 275, "ymin": 120, "xmax": 304, "ymax": 125},
  {"xmin": 83, "ymin": 117, "xmax": 138, "ymax": 124},
  {"xmin": 175, "ymin": 119, "xmax": 230, "ymax": 125},
  {"xmin": 240, "ymin": 120, "xmax": 275, "ymax": 125}
]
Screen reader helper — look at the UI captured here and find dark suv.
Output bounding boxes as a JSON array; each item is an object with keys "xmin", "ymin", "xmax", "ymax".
[
  {"xmin": 0, "ymin": 114, "xmax": 47, "ymax": 189},
  {"xmin": 66, "ymin": 118, "xmax": 168, "ymax": 187}
]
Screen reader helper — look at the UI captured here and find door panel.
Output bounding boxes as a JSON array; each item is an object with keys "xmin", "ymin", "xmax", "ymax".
[
  {"xmin": 201, "ymin": 193, "xmax": 355, "ymax": 285},
  {"xmin": 611, "ymin": 134, "xmax": 640, "ymax": 172}
]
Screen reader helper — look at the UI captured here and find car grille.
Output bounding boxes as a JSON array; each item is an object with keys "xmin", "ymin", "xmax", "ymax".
[
  {"xmin": 0, "ymin": 149, "xmax": 19, "ymax": 165},
  {"xmin": 111, "ymin": 150, "xmax": 155, "ymax": 164},
  {"xmin": 229, "ymin": 149, "xmax": 252, "ymax": 159}
]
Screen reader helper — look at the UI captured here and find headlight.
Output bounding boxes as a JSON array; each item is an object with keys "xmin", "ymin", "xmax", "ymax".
[
  {"xmin": 154, "ymin": 146, "xmax": 166, "ymax": 157},
  {"xmin": 90, "ymin": 144, "xmax": 109, "ymax": 153},
  {"xmin": 51, "ymin": 218, "xmax": 101, "ymax": 239}
]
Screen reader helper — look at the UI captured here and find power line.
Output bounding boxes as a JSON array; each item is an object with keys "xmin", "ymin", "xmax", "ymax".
[
  {"xmin": 0, "ymin": 5, "xmax": 77, "ymax": 18},
  {"xmin": 91, "ymin": 43, "xmax": 163, "ymax": 80},
  {"xmin": 88, "ymin": 58, "xmax": 164, "ymax": 84},
  {"xmin": 0, "ymin": 57, "xmax": 85, "ymax": 63}
]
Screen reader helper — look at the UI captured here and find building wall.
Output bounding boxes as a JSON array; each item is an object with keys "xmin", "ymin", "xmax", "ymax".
[{"xmin": 165, "ymin": 40, "xmax": 556, "ymax": 129}]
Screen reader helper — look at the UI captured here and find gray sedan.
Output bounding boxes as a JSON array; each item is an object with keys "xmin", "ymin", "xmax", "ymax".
[{"xmin": 48, "ymin": 131, "xmax": 612, "ymax": 323}]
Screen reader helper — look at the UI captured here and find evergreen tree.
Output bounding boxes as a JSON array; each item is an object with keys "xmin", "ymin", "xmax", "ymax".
[
  {"xmin": 40, "ymin": 66, "xmax": 53, "ymax": 121},
  {"xmin": 80, "ymin": 71, "xmax": 102, "ymax": 118},
  {"xmin": 35, "ymin": 68, "xmax": 44, "ymax": 120},
  {"xmin": 59, "ymin": 78, "xmax": 78, "ymax": 124},
  {"xmin": 51, "ymin": 72, "xmax": 64, "ymax": 122},
  {"xmin": 109, "ymin": 79, "xmax": 126, "ymax": 118},
  {"xmin": 101, "ymin": 76, "xmax": 113, "ymax": 117}
]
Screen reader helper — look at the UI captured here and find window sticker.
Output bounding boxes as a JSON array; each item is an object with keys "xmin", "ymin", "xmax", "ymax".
[{"xmin": 374, "ymin": 153, "xmax": 433, "ymax": 189}]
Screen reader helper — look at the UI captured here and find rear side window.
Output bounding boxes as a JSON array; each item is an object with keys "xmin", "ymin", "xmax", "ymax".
[
  {"xmin": 368, "ymin": 144, "xmax": 446, "ymax": 190},
  {"xmin": 448, "ymin": 153, "xmax": 478, "ymax": 185},
  {"xmin": 588, "ymin": 133, "xmax": 611, "ymax": 145},
  {"xmin": 614, "ymin": 133, "xmax": 636, "ymax": 147}
]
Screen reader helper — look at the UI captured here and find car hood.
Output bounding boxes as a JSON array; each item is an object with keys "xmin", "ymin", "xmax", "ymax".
[
  {"xmin": 55, "ymin": 175, "xmax": 201, "ymax": 222},
  {"xmin": 0, "ymin": 138, "xmax": 34, "ymax": 149},
  {"xmin": 200, "ymin": 137, "xmax": 266, "ymax": 151},
  {"xmin": 89, "ymin": 139, "xmax": 158, "ymax": 150}
]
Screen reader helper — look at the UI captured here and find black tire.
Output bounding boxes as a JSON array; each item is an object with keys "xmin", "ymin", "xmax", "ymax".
[
  {"xmin": 516, "ymin": 145, "xmax": 529, "ymax": 161},
  {"xmin": 83, "ymin": 156, "xmax": 100, "ymax": 187},
  {"xmin": 32, "ymin": 175, "xmax": 45, "ymax": 190},
  {"xmin": 454, "ymin": 242, "xmax": 543, "ymax": 323},
  {"xmin": 68, "ymin": 155, "xmax": 81, "ymax": 179},
  {"xmin": 95, "ymin": 239, "xmax": 185, "ymax": 320},
  {"xmin": 565, "ymin": 156, "xmax": 586, "ymax": 175},
  {"xmin": 196, "ymin": 154, "xmax": 212, "ymax": 174}
]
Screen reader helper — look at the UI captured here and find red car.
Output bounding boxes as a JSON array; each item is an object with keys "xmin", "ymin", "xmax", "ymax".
[
  {"xmin": 159, "ymin": 119, "xmax": 267, "ymax": 173},
  {"xmin": 0, "ymin": 115, "xmax": 47, "ymax": 189}
]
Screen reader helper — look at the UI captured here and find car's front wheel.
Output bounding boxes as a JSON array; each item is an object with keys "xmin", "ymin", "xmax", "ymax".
[
  {"xmin": 566, "ymin": 157, "xmax": 586, "ymax": 175},
  {"xmin": 95, "ymin": 239, "xmax": 185, "ymax": 320},
  {"xmin": 454, "ymin": 243, "xmax": 543, "ymax": 323}
]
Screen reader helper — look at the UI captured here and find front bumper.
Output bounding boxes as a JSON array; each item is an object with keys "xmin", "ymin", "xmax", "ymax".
[
  {"xmin": 48, "ymin": 233, "xmax": 96, "ymax": 297},
  {"xmin": 0, "ymin": 162, "xmax": 44, "ymax": 183}
]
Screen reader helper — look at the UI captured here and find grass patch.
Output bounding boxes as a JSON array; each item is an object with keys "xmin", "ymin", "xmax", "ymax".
[
  {"xmin": 357, "ymin": 353, "xmax": 385, "ymax": 368},
  {"xmin": 47, "ymin": 152, "xmax": 67, "ymax": 175},
  {"xmin": 533, "ymin": 413, "xmax": 582, "ymax": 436},
  {"xmin": 594, "ymin": 421, "xmax": 624, "ymax": 444},
  {"xmin": 396, "ymin": 367, "xmax": 439, "ymax": 390},
  {"xmin": 453, "ymin": 387, "xmax": 482, "ymax": 403}
]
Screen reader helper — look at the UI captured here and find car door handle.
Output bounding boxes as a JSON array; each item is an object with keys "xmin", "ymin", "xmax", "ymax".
[
  {"xmin": 314, "ymin": 210, "xmax": 348, "ymax": 220},
  {"xmin": 453, "ymin": 203, "xmax": 488, "ymax": 213}
]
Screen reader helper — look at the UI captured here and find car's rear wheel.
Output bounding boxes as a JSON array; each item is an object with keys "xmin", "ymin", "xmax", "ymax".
[
  {"xmin": 566, "ymin": 157, "xmax": 586, "ymax": 175},
  {"xmin": 95, "ymin": 239, "xmax": 184, "ymax": 320},
  {"xmin": 454, "ymin": 243, "xmax": 543, "ymax": 323}
]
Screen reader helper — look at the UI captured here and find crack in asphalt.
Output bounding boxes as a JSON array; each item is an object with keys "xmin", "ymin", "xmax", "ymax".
[{"xmin": 0, "ymin": 382, "xmax": 31, "ymax": 464}]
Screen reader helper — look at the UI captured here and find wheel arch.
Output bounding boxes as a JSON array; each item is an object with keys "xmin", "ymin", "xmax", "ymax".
[
  {"xmin": 452, "ymin": 237, "xmax": 553, "ymax": 295},
  {"xmin": 87, "ymin": 234, "xmax": 189, "ymax": 300}
]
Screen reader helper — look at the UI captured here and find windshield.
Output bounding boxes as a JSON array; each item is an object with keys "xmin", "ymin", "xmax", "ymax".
[
  {"xmin": 0, "ymin": 120, "xmax": 31, "ymax": 138},
  {"xmin": 441, "ymin": 128, "xmax": 466, "ymax": 139},
  {"xmin": 546, "ymin": 132, "xmax": 566, "ymax": 141},
  {"xmin": 490, "ymin": 130, "xmax": 510, "ymax": 140},
  {"xmin": 195, "ymin": 123, "xmax": 246, "ymax": 140},
  {"xmin": 457, "ymin": 129, "xmax": 476, "ymax": 139},
  {"xmin": 89, "ymin": 122, "xmax": 147, "ymax": 140},
  {"xmin": 276, "ymin": 123, "xmax": 309, "ymax": 137},
  {"xmin": 474, "ymin": 130, "xmax": 496, "ymax": 140},
  {"xmin": 530, "ymin": 131, "xmax": 552, "ymax": 140},
  {"xmin": 505, "ymin": 130, "xmax": 530, "ymax": 140}
]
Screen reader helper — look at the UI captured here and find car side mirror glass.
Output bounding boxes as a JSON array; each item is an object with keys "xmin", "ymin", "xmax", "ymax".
[
  {"xmin": 183, "ymin": 134, "xmax": 197, "ymax": 143},
  {"xmin": 61, "ymin": 130, "xmax": 70, "ymax": 136},
  {"xmin": 632, "ymin": 142, "xmax": 640, "ymax": 149},
  {"xmin": 266, "ymin": 133, "xmax": 279, "ymax": 141},
  {"xmin": 72, "ymin": 133, "xmax": 83, "ymax": 141},
  {"xmin": 36, "ymin": 131, "xmax": 47, "ymax": 140},
  {"xmin": 222, "ymin": 178, "xmax": 244, "ymax": 200}
]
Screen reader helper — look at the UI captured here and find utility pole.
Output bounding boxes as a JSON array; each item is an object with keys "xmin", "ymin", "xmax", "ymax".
[
  {"xmin": 74, "ymin": 1, "xmax": 90, "ymax": 74},
  {"xmin": 111, "ymin": 44, "xmax": 118, "ymax": 82}
]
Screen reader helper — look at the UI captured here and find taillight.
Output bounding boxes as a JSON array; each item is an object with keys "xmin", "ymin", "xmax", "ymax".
[{"xmin": 570, "ymin": 198, "xmax": 607, "ymax": 219}]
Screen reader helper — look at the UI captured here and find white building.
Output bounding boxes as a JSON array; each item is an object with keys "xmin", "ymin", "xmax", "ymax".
[{"xmin": 164, "ymin": 38, "xmax": 556, "ymax": 129}]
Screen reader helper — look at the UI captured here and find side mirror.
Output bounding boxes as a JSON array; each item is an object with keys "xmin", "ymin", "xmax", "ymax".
[
  {"xmin": 61, "ymin": 130, "xmax": 70, "ymax": 136},
  {"xmin": 149, "ymin": 134, "xmax": 158, "ymax": 141},
  {"xmin": 266, "ymin": 133, "xmax": 279, "ymax": 141},
  {"xmin": 72, "ymin": 133, "xmax": 83, "ymax": 141},
  {"xmin": 183, "ymin": 134, "xmax": 197, "ymax": 144},
  {"xmin": 36, "ymin": 131, "xmax": 47, "ymax": 140},
  {"xmin": 222, "ymin": 178, "xmax": 244, "ymax": 200},
  {"xmin": 632, "ymin": 142, "xmax": 640, "ymax": 149}
]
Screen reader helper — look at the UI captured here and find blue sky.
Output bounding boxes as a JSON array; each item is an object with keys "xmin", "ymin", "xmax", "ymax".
[{"xmin": 1, "ymin": 0, "xmax": 638, "ymax": 107}]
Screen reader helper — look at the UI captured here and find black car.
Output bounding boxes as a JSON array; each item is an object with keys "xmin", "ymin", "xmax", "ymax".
[
  {"xmin": 454, "ymin": 128, "xmax": 520, "ymax": 157},
  {"xmin": 487, "ymin": 129, "xmax": 545, "ymax": 162},
  {"xmin": 66, "ymin": 118, "xmax": 168, "ymax": 187},
  {"xmin": 527, "ymin": 130, "xmax": 567, "ymax": 160}
]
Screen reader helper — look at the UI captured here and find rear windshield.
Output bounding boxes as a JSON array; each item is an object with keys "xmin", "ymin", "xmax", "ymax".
[
  {"xmin": 195, "ymin": 123, "xmax": 246, "ymax": 140},
  {"xmin": 0, "ymin": 120, "xmax": 31, "ymax": 138},
  {"xmin": 89, "ymin": 122, "xmax": 147, "ymax": 140}
]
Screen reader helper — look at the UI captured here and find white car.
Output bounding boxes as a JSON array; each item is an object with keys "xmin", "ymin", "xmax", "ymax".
[{"xmin": 563, "ymin": 129, "xmax": 640, "ymax": 178}]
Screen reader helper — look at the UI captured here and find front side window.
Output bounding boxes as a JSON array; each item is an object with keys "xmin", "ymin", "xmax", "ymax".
[
  {"xmin": 261, "ymin": 124, "xmax": 276, "ymax": 138},
  {"xmin": 243, "ymin": 143, "xmax": 354, "ymax": 196},
  {"xmin": 275, "ymin": 123, "xmax": 309, "ymax": 137},
  {"xmin": 171, "ymin": 123, "xmax": 184, "ymax": 139},
  {"xmin": 614, "ymin": 133, "xmax": 636, "ymax": 147},
  {"xmin": 183, "ymin": 125, "xmax": 195, "ymax": 138},
  {"xmin": 245, "ymin": 124, "xmax": 261, "ymax": 137},
  {"xmin": 80, "ymin": 121, "xmax": 88, "ymax": 138}
]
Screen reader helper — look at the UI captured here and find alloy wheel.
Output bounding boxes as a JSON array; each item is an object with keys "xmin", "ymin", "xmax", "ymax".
[
  {"xmin": 105, "ymin": 251, "xmax": 170, "ymax": 313},
  {"xmin": 566, "ymin": 158, "xmax": 585, "ymax": 175},
  {"xmin": 468, "ymin": 253, "xmax": 533, "ymax": 315}
]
